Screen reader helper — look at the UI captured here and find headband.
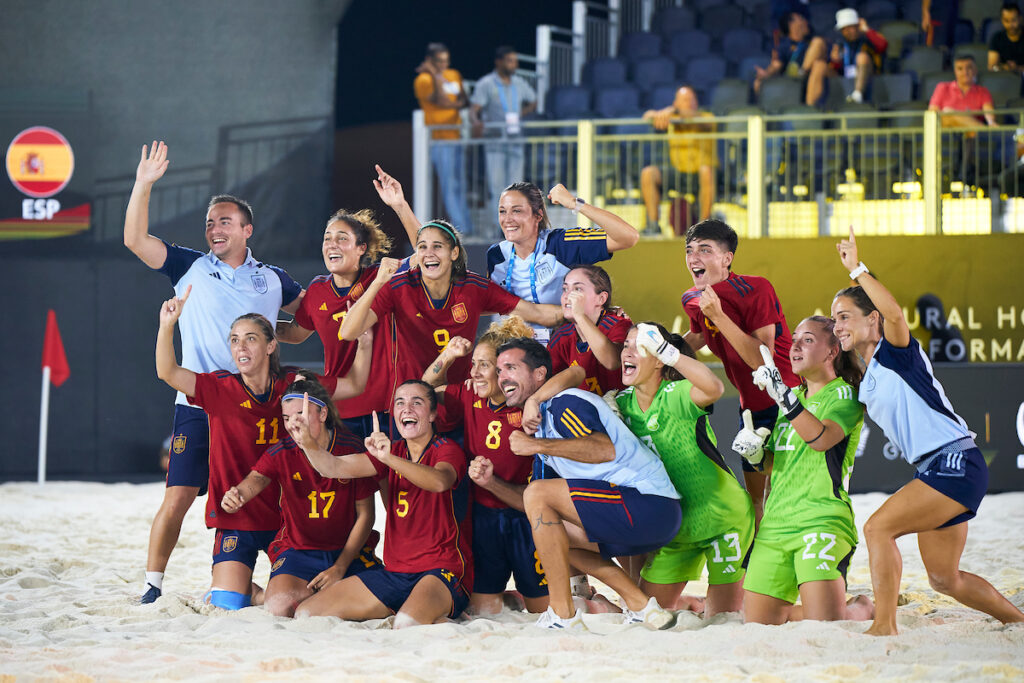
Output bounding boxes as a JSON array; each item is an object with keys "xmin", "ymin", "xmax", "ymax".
[
  {"xmin": 418, "ymin": 221, "xmax": 459, "ymax": 243},
  {"xmin": 282, "ymin": 393, "xmax": 327, "ymax": 409}
]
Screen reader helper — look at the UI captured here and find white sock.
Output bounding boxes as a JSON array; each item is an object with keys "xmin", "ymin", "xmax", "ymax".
[{"xmin": 145, "ymin": 571, "xmax": 164, "ymax": 591}]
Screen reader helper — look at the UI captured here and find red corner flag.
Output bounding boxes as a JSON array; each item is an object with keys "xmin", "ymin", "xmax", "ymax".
[{"xmin": 42, "ymin": 310, "xmax": 70, "ymax": 387}]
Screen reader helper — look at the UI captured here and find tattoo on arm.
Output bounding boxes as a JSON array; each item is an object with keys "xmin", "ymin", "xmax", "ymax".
[{"xmin": 432, "ymin": 360, "xmax": 443, "ymax": 373}]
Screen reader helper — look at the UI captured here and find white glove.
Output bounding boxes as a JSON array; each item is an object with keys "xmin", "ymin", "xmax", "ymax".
[
  {"xmin": 732, "ymin": 409, "xmax": 772, "ymax": 465},
  {"xmin": 601, "ymin": 389, "xmax": 623, "ymax": 420},
  {"xmin": 636, "ymin": 323, "xmax": 680, "ymax": 366},
  {"xmin": 751, "ymin": 345, "xmax": 803, "ymax": 420}
]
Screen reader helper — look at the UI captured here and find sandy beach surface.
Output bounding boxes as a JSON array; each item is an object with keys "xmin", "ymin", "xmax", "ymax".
[{"xmin": 0, "ymin": 482, "xmax": 1022, "ymax": 681}]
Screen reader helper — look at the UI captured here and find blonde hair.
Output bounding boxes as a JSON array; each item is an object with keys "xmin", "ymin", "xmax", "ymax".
[{"xmin": 478, "ymin": 315, "xmax": 534, "ymax": 349}]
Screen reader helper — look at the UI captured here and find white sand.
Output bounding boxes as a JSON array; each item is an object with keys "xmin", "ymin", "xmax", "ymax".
[{"xmin": 0, "ymin": 482, "xmax": 1022, "ymax": 681}]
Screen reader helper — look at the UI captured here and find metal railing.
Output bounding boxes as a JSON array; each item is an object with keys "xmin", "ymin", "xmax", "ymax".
[{"xmin": 414, "ymin": 108, "xmax": 1024, "ymax": 241}]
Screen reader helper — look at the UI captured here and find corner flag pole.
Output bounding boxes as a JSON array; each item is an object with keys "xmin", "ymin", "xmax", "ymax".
[
  {"xmin": 38, "ymin": 366, "xmax": 51, "ymax": 484},
  {"xmin": 39, "ymin": 310, "xmax": 70, "ymax": 485}
]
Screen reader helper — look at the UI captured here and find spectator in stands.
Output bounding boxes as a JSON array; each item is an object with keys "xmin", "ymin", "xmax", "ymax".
[
  {"xmin": 769, "ymin": 0, "xmax": 809, "ymax": 28},
  {"xmin": 639, "ymin": 86, "xmax": 715, "ymax": 235},
  {"xmin": 928, "ymin": 55, "xmax": 997, "ymax": 127},
  {"xmin": 470, "ymin": 46, "xmax": 538, "ymax": 216},
  {"xmin": 754, "ymin": 11, "xmax": 830, "ymax": 107},
  {"xmin": 414, "ymin": 42, "xmax": 474, "ymax": 236},
  {"xmin": 830, "ymin": 9, "xmax": 887, "ymax": 104},
  {"xmin": 988, "ymin": 2, "xmax": 1024, "ymax": 73},
  {"xmin": 922, "ymin": 0, "xmax": 960, "ymax": 51}
]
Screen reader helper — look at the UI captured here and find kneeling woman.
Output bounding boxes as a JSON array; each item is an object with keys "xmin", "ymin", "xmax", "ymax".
[
  {"xmin": 220, "ymin": 377, "xmax": 381, "ymax": 617},
  {"xmin": 296, "ymin": 380, "xmax": 471, "ymax": 627},
  {"xmin": 740, "ymin": 316, "xmax": 871, "ymax": 624},
  {"xmin": 615, "ymin": 322, "xmax": 754, "ymax": 616},
  {"xmin": 155, "ymin": 287, "xmax": 370, "ymax": 609}
]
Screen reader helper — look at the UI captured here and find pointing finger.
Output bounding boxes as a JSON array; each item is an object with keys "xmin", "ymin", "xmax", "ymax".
[
  {"xmin": 759, "ymin": 344, "xmax": 775, "ymax": 368},
  {"xmin": 372, "ymin": 410, "xmax": 380, "ymax": 434},
  {"xmin": 742, "ymin": 409, "xmax": 754, "ymax": 432}
]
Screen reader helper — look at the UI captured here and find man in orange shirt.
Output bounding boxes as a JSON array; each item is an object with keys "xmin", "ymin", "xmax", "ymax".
[{"xmin": 415, "ymin": 43, "xmax": 474, "ymax": 235}]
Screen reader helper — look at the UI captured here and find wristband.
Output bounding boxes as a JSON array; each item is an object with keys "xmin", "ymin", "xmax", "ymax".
[
  {"xmin": 784, "ymin": 401, "xmax": 805, "ymax": 422},
  {"xmin": 848, "ymin": 262, "xmax": 868, "ymax": 281},
  {"xmin": 573, "ymin": 197, "xmax": 586, "ymax": 215}
]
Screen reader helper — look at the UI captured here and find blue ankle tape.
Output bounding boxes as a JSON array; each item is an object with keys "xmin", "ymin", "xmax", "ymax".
[{"xmin": 208, "ymin": 589, "xmax": 251, "ymax": 610}]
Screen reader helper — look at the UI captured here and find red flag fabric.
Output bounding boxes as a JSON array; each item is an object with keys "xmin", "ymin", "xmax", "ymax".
[{"xmin": 42, "ymin": 310, "xmax": 70, "ymax": 387}]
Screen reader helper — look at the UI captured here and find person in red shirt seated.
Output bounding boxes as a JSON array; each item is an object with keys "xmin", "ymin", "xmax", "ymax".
[{"xmin": 928, "ymin": 54, "xmax": 998, "ymax": 128}]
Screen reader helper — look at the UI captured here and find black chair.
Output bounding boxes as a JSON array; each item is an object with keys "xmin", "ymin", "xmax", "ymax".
[
  {"xmin": 758, "ymin": 77, "xmax": 803, "ymax": 114},
  {"xmin": 711, "ymin": 78, "xmax": 751, "ymax": 115},
  {"xmin": 878, "ymin": 20, "xmax": 922, "ymax": 61},
  {"xmin": 961, "ymin": 0, "xmax": 1004, "ymax": 41},
  {"xmin": 871, "ymin": 73, "xmax": 914, "ymax": 109},
  {"xmin": 900, "ymin": 46, "xmax": 944, "ymax": 83},
  {"xmin": 980, "ymin": 71, "xmax": 1023, "ymax": 108},
  {"xmin": 919, "ymin": 71, "xmax": 954, "ymax": 103}
]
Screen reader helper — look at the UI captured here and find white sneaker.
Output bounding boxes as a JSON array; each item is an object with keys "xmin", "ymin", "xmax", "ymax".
[
  {"xmin": 846, "ymin": 90, "xmax": 863, "ymax": 103},
  {"xmin": 535, "ymin": 606, "xmax": 588, "ymax": 630},
  {"xmin": 623, "ymin": 597, "xmax": 675, "ymax": 629}
]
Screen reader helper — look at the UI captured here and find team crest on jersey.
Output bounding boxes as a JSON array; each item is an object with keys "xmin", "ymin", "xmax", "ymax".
[
  {"xmin": 452, "ymin": 302, "xmax": 468, "ymax": 323},
  {"xmin": 350, "ymin": 282, "xmax": 365, "ymax": 300},
  {"xmin": 251, "ymin": 273, "xmax": 268, "ymax": 294},
  {"xmin": 536, "ymin": 262, "xmax": 554, "ymax": 284},
  {"xmin": 172, "ymin": 434, "xmax": 187, "ymax": 454},
  {"xmin": 221, "ymin": 535, "xmax": 239, "ymax": 553},
  {"xmin": 646, "ymin": 413, "xmax": 660, "ymax": 431},
  {"xmin": 508, "ymin": 411, "xmax": 523, "ymax": 428},
  {"xmin": 272, "ymin": 558, "xmax": 285, "ymax": 572}
]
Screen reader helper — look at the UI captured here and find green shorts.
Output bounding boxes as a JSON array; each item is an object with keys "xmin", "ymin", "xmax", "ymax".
[
  {"xmin": 743, "ymin": 528, "xmax": 856, "ymax": 604},
  {"xmin": 640, "ymin": 513, "xmax": 754, "ymax": 586}
]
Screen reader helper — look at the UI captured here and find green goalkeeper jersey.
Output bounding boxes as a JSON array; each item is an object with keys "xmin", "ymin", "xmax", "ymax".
[
  {"xmin": 616, "ymin": 379, "xmax": 752, "ymax": 542},
  {"xmin": 762, "ymin": 377, "xmax": 863, "ymax": 543}
]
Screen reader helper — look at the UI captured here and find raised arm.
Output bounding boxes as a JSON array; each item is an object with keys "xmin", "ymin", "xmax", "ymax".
[
  {"xmin": 836, "ymin": 226, "xmax": 910, "ymax": 347},
  {"xmin": 635, "ymin": 323, "xmax": 724, "ymax": 408},
  {"xmin": 220, "ymin": 470, "xmax": 273, "ymax": 513},
  {"xmin": 421, "ymin": 335, "xmax": 471, "ymax": 386},
  {"xmin": 332, "ymin": 327, "xmax": 374, "ymax": 400},
  {"xmin": 373, "ymin": 164, "xmax": 421, "ymax": 246},
  {"xmin": 339, "ymin": 258, "xmax": 400, "ymax": 340},
  {"xmin": 566, "ymin": 295, "xmax": 621, "ymax": 371},
  {"xmin": 521, "ymin": 365, "xmax": 586, "ymax": 434},
  {"xmin": 155, "ymin": 286, "xmax": 197, "ymax": 397},
  {"xmin": 365, "ymin": 413, "xmax": 457, "ymax": 493},
  {"xmin": 123, "ymin": 142, "xmax": 170, "ymax": 269},
  {"xmin": 548, "ymin": 183, "xmax": 639, "ymax": 252}
]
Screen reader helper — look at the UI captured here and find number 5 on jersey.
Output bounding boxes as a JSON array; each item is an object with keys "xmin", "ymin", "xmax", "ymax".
[{"xmin": 396, "ymin": 489, "xmax": 410, "ymax": 517}]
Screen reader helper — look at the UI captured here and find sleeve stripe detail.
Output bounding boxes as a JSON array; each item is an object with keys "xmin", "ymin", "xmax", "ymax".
[{"xmin": 560, "ymin": 408, "xmax": 593, "ymax": 437}]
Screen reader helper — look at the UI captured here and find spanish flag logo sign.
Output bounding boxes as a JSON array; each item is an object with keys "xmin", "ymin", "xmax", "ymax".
[{"xmin": 6, "ymin": 126, "xmax": 75, "ymax": 198}]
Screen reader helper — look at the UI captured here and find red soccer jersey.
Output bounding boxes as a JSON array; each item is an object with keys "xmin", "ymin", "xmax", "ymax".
[
  {"xmin": 548, "ymin": 310, "xmax": 632, "ymax": 395},
  {"xmin": 369, "ymin": 435, "xmax": 471, "ymax": 582},
  {"xmin": 188, "ymin": 369, "xmax": 339, "ymax": 531},
  {"xmin": 254, "ymin": 429, "xmax": 377, "ymax": 561},
  {"xmin": 370, "ymin": 269, "xmax": 519, "ymax": 385},
  {"xmin": 437, "ymin": 384, "xmax": 533, "ymax": 509},
  {"xmin": 681, "ymin": 272, "xmax": 797, "ymax": 412},
  {"xmin": 294, "ymin": 267, "xmax": 397, "ymax": 418}
]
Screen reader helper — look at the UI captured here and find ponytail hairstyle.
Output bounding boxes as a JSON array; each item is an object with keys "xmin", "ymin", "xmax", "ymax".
[
  {"xmin": 636, "ymin": 321, "xmax": 694, "ymax": 381},
  {"xmin": 417, "ymin": 219, "xmax": 468, "ymax": 280},
  {"xmin": 327, "ymin": 208, "xmax": 393, "ymax": 268},
  {"xmin": 283, "ymin": 377, "xmax": 343, "ymax": 432},
  {"xmin": 802, "ymin": 315, "xmax": 864, "ymax": 389},
  {"xmin": 230, "ymin": 313, "xmax": 281, "ymax": 380},
  {"xmin": 478, "ymin": 315, "xmax": 535, "ymax": 350},
  {"xmin": 834, "ymin": 285, "xmax": 884, "ymax": 338},
  {"xmin": 502, "ymin": 182, "xmax": 552, "ymax": 233},
  {"xmin": 567, "ymin": 263, "xmax": 614, "ymax": 311}
]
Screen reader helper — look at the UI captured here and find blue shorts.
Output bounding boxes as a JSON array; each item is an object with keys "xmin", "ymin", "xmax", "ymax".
[
  {"xmin": 567, "ymin": 479, "xmax": 682, "ymax": 559},
  {"xmin": 357, "ymin": 568, "xmax": 469, "ymax": 618},
  {"xmin": 914, "ymin": 446, "xmax": 988, "ymax": 528},
  {"xmin": 738, "ymin": 405, "xmax": 778, "ymax": 473},
  {"xmin": 212, "ymin": 529, "xmax": 277, "ymax": 569},
  {"xmin": 341, "ymin": 411, "xmax": 391, "ymax": 442},
  {"xmin": 166, "ymin": 404, "xmax": 210, "ymax": 493},
  {"xmin": 269, "ymin": 546, "xmax": 381, "ymax": 582},
  {"xmin": 472, "ymin": 503, "xmax": 548, "ymax": 598}
]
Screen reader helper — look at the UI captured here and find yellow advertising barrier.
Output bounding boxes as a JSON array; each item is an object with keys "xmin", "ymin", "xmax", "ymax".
[{"xmin": 605, "ymin": 234, "xmax": 1024, "ymax": 363}]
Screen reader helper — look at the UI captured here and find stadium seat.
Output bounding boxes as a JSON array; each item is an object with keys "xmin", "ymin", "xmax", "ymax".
[
  {"xmin": 982, "ymin": 18, "xmax": 1002, "ymax": 45},
  {"xmin": 860, "ymin": 0, "xmax": 898, "ymax": 25},
  {"xmin": 919, "ymin": 71, "xmax": 953, "ymax": 103},
  {"xmin": 871, "ymin": 73, "xmax": 913, "ymax": 109},
  {"xmin": 546, "ymin": 85, "xmax": 592, "ymax": 120},
  {"xmin": 758, "ymin": 77, "xmax": 803, "ymax": 114},
  {"xmin": 646, "ymin": 83, "xmax": 681, "ymax": 110},
  {"xmin": 738, "ymin": 54, "xmax": 771, "ymax": 82},
  {"xmin": 961, "ymin": 0, "xmax": 1003, "ymax": 41},
  {"xmin": 775, "ymin": 104, "xmax": 827, "ymax": 194},
  {"xmin": 632, "ymin": 56, "xmax": 677, "ymax": 93},
  {"xmin": 665, "ymin": 29, "xmax": 712, "ymax": 63},
  {"xmin": 593, "ymin": 85, "xmax": 642, "ymax": 118},
  {"xmin": 878, "ymin": 20, "xmax": 922, "ymax": 60},
  {"xmin": 721, "ymin": 28, "xmax": 767, "ymax": 63},
  {"xmin": 699, "ymin": 5, "xmax": 746, "ymax": 41},
  {"xmin": 711, "ymin": 78, "xmax": 751, "ymax": 114},
  {"xmin": 809, "ymin": 1, "xmax": 841, "ymax": 35},
  {"xmin": 684, "ymin": 55, "xmax": 728, "ymax": 93},
  {"xmin": 900, "ymin": 46, "xmax": 944, "ymax": 84},
  {"xmin": 583, "ymin": 57, "xmax": 628, "ymax": 88},
  {"xmin": 619, "ymin": 32, "xmax": 662, "ymax": 63},
  {"xmin": 654, "ymin": 6, "xmax": 695, "ymax": 36},
  {"xmin": 953, "ymin": 19, "xmax": 975, "ymax": 46},
  {"xmin": 734, "ymin": 0, "xmax": 767, "ymax": 14},
  {"xmin": 979, "ymin": 71, "xmax": 1023, "ymax": 107},
  {"xmin": 953, "ymin": 43, "xmax": 989, "ymax": 73}
]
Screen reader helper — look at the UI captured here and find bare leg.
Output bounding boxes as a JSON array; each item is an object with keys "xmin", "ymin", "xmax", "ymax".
[
  {"xmin": 640, "ymin": 579, "xmax": 686, "ymax": 613},
  {"xmin": 919, "ymin": 524, "xmax": 1024, "ymax": 624},
  {"xmin": 146, "ymin": 485, "xmax": 199, "ymax": 573},
  {"xmin": 854, "ymin": 52, "xmax": 872, "ymax": 98},
  {"xmin": 617, "ymin": 554, "xmax": 646, "ymax": 584},
  {"xmin": 705, "ymin": 581, "xmax": 745, "ymax": 616},
  {"xmin": 395, "ymin": 574, "xmax": 455, "ymax": 628},
  {"xmin": 743, "ymin": 590, "xmax": 793, "ymax": 625},
  {"xmin": 796, "ymin": 578, "xmax": 849, "ymax": 621},
  {"xmin": 523, "ymin": 479, "xmax": 579, "ymax": 618},
  {"xmin": 805, "ymin": 60, "xmax": 828, "ymax": 106},
  {"xmin": 469, "ymin": 592, "xmax": 504, "ymax": 615},
  {"xmin": 263, "ymin": 574, "xmax": 313, "ymax": 617},
  {"xmin": 568, "ymin": 548, "xmax": 650, "ymax": 612},
  {"xmin": 522, "ymin": 595, "xmax": 550, "ymax": 613},
  {"xmin": 295, "ymin": 574, "xmax": 392, "ymax": 620},
  {"xmin": 640, "ymin": 165, "xmax": 663, "ymax": 224},
  {"xmin": 210, "ymin": 560, "xmax": 255, "ymax": 596}
]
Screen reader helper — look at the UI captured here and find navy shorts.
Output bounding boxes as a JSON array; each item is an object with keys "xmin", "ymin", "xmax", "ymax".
[
  {"xmin": 269, "ymin": 546, "xmax": 381, "ymax": 582},
  {"xmin": 914, "ymin": 446, "xmax": 988, "ymax": 528},
  {"xmin": 342, "ymin": 411, "xmax": 391, "ymax": 442},
  {"xmin": 212, "ymin": 529, "xmax": 277, "ymax": 569},
  {"xmin": 472, "ymin": 503, "xmax": 548, "ymax": 598},
  {"xmin": 357, "ymin": 567, "xmax": 469, "ymax": 618},
  {"xmin": 166, "ymin": 404, "xmax": 210, "ymax": 493},
  {"xmin": 738, "ymin": 405, "xmax": 778, "ymax": 473},
  {"xmin": 567, "ymin": 479, "xmax": 682, "ymax": 559}
]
